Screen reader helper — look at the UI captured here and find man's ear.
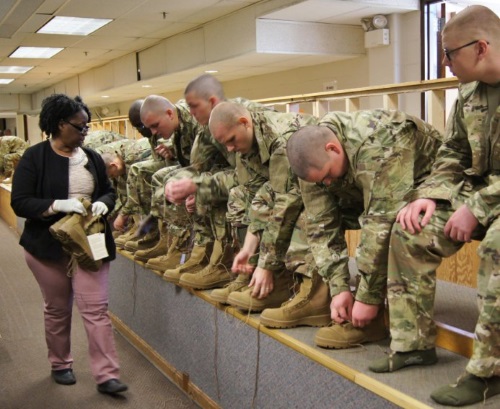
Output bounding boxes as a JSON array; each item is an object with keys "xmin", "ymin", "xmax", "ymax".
[
  {"xmin": 238, "ymin": 116, "xmax": 250, "ymax": 127},
  {"xmin": 324, "ymin": 140, "xmax": 342, "ymax": 154}
]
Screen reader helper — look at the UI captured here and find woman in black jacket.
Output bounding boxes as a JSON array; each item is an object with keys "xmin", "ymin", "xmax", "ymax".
[{"xmin": 11, "ymin": 94, "xmax": 127, "ymax": 395}]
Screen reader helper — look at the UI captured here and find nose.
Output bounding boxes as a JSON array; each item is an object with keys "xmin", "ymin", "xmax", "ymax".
[{"xmin": 442, "ymin": 54, "xmax": 450, "ymax": 67}]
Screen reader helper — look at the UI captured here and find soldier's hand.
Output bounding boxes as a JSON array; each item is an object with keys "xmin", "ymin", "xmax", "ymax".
[
  {"xmin": 249, "ymin": 268, "xmax": 274, "ymax": 299},
  {"xmin": 52, "ymin": 198, "xmax": 87, "ymax": 215},
  {"xmin": 232, "ymin": 249, "xmax": 255, "ymax": 274},
  {"xmin": 444, "ymin": 204, "xmax": 478, "ymax": 242},
  {"xmin": 185, "ymin": 195, "xmax": 196, "ymax": 213},
  {"xmin": 397, "ymin": 198, "xmax": 436, "ymax": 234},
  {"xmin": 351, "ymin": 301, "xmax": 379, "ymax": 328},
  {"xmin": 113, "ymin": 213, "xmax": 128, "ymax": 231},
  {"xmin": 330, "ymin": 291, "xmax": 354, "ymax": 324},
  {"xmin": 165, "ymin": 179, "xmax": 197, "ymax": 204},
  {"xmin": 155, "ymin": 145, "xmax": 174, "ymax": 160}
]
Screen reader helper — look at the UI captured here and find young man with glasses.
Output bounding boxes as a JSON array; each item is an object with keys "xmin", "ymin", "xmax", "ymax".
[{"xmin": 369, "ymin": 5, "xmax": 500, "ymax": 406}]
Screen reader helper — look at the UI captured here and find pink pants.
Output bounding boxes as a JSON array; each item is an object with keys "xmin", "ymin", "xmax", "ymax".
[{"xmin": 25, "ymin": 251, "xmax": 120, "ymax": 384}]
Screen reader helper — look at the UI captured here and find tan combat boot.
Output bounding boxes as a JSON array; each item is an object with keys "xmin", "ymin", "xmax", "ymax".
[
  {"xmin": 259, "ymin": 271, "xmax": 331, "ymax": 328},
  {"xmin": 114, "ymin": 215, "xmax": 140, "ymax": 249},
  {"xmin": 210, "ymin": 273, "xmax": 251, "ymax": 304},
  {"xmin": 145, "ymin": 232, "xmax": 190, "ymax": 272},
  {"xmin": 227, "ymin": 273, "xmax": 292, "ymax": 312},
  {"xmin": 314, "ymin": 305, "xmax": 388, "ymax": 349},
  {"xmin": 124, "ymin": 226, "xmax": 159, "ymax": 253},
  {"xmin": 134, "ymin": 220, "xmax": 170, "ymax": 263},
  {"xmin": 163, "ymin": 242, "xmax": 213, "ymax": 283},
  {"xmin": 178, "ymin": 240, "xmax": 233, "ymax": 290}
]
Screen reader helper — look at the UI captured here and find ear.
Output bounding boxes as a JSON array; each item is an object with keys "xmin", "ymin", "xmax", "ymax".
[
  {"xmin": 477, "ymin": 39, "xmax": 489, "ymax": 59},
  {"xmin": 208, "ymin": 96, "xmax": 218, "ymax": 108},
  {"xmin": 238, "ymin": 116, "xmax": 250, "ymax": 127},
  {"xmin": 324, "ymin": 141, "xmax": 342, "ymax": 154}
]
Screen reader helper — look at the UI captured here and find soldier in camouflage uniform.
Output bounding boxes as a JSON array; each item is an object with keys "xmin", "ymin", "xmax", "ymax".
[
  {"xmin": 201, "ymin": 101, "xmax": 317, "ymax": 310},
  {"xmin": 370, "ymin": 7, "xmax": 500, "ymax": 407},
  {"xmin": 163, "ymin": 74, "xmax": 279, "ymax": 289},
  {"xmin": 286, "ymin": 110, "xmax": 443, "ymax": 348},
  {"xmin": 0, "ymin": 135, "xmax": 29, "ymax": 182},
  {"xmin": 134, "ymin": 94, "xmax": 231, "ymax": 269},
  {"xmin": 112, "ymin": 100, "xmax": 177, "ymax": 251},
  {"xmin": 83, "ymin": 129, "xmax": 124, "ymax": 150},
  {"xmin": 96, "ymin": 138, "xmax": 152, "ymax": 217}
]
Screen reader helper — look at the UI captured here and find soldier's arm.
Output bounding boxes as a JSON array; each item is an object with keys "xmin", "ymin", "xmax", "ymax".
[
  {"xmin": 299, "ymin": 179, "xmax": 351, "ymax": 297},
  {"xmin": 257, "ymin": 141, "xmax": 303, "ymax": 271}
]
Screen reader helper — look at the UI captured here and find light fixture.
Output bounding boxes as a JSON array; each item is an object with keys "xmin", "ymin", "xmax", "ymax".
[
  {"xmin": 37, "ymin": 16, "xmax": 112, "ymax": 36},
  {"xmin": 10, "ymin": 47, "xmax": 64, "ymax": 59},
  {"xmin": 141, "ymin": 84, "xmax": 152, "ymax": 88},
  {"xmin": 101, "ymin": 95, "xmax": 110, "ymax": 98},
  {"xmin": 372, "ymin": 15, "xmax": 388, "ymax": 29},
  {"xmin": 0, "ymin": 66, "xmax": 33, "ymax": 74},
  {"xmin": 0, "ymin": 79, "xmax": 14, "ymax": 84},
  {"xmin": 361, "ymin": 14, "xmax": 388, "ymax": 32},
  {"xmin": 205, "ymin": 70, "xmax": 218, "ymax": 74}
]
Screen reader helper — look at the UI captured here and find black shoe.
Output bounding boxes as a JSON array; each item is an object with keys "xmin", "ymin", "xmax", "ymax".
[
  {"xmin": 97, "ymin": 379, "xmax": 128, "ymax": 395},
  {"xmin": 51, "ymin": 369, "xmax": 76, "ymax": 385}
]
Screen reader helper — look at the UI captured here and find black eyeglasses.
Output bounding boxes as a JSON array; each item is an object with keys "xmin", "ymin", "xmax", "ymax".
[
  {"xmin": 443, "ymin": 40, "xmax": 487, "ymax": 61},
  {"xmin": 64, "ymin": 120, "xmax": 89, "ymax": 133}
]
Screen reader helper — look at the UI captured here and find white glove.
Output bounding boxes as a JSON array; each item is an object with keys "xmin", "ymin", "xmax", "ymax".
[
  {"xmin": 53, "ymin": 199, "xmax": 87, "ymax": 215},
  {"xmin": 91, "ymin": 201, "xmax": 108, "ymax": 216}
]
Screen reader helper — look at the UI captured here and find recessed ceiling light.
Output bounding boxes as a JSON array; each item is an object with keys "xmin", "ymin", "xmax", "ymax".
[
  {"xmin": 37, "ymin": 16, "xmax": 113, "ymax": 36},
  {"xmin": 142, "ymin": 84, "xmax": 152, "ymax": 88},
  {"xmin": 205, "ymin": 70, "xmax": 218, "ymax": 73},
  {"xmin": 10, "ymin": 47, "xmax": 64, "ymax": 59},
  {"xmin": 101, "ymin": 95, "xmax": 110, "ymax": 98},
  {"xmin": 0, "ymin": 66, "xmax": 33, "ymax": 74},
  {"xmin": 0, "ymin": 79, "xmax": 14, "ymax": 84}
]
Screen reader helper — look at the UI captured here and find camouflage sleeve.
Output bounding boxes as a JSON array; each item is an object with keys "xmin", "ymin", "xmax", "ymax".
[
  {"xmin": 465, "ymin": 178, "xmax": 500, "ymax": 225},
  {"xmin": 193, "ymin": 168, "xmax": 238, "ymax": 208},
  {"xmin": 190, "ymin": 128, "xmax": 232, "ymax": 173},
  {"xmin": 299, "ymin": 179, "xmax": 351, "ymax": 297},
  {"xmin": 409, "ymin": 96, "xmax": 472, "ymax": 204},
  {"xmin": 256, "ymin": 139, "xmax": 303, "ymax": 271}
]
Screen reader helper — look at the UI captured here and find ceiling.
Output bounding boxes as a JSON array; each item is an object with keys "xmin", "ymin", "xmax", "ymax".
[{"xmin": 0, "ymin": 0, "xmax": 497, "ymax": 110}]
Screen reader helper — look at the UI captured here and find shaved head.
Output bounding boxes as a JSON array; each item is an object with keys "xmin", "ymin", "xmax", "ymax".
[
  {"xmin": 443, "ymin": 5, "xmax": 500, "ymax": 44},
  {"xmin": 287, "ymin": 125, "xmax": 336, "ymax": 180},
  {"xmin": 184, "ymin": 73, "xmax": 225, "ymax": 101},
  {"xmin": 209, "ymin": 101, "xmax": 250, "ymax": 131},
  {"xmin": 140, "ymin": 95, "xmax": 174, "ymax": 121}
]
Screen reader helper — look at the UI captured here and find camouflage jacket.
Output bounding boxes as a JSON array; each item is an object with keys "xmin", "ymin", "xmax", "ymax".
[
  {"xmin": 96, "ymin": 138, "xmax": 152, "ymax": 210},
  {"xmin": 83, "ymin": 130, "xmax": 125, "ymax": 149},
  {"xmin": 191, "ymin": 97, "xmax": 274, "ymax": 207},
  {"xmin": 0, "ymin": 135, "xmax": 29, "ymax": 157},
  {"xmin": 242, "ymin": 111, "xmax": 317, "ymax": 271},
  {"xmin": 411, "ymin": 81, "xmax": 500, "ymax": 227},
  {"xmin": 303, "ymin": 110, "xmax": 443, "ymax": 304}
]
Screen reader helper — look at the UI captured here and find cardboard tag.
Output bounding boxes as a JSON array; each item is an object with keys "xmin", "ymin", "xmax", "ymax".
[{"xmin": 87, "ymin": 233, "xmax": 109, "ymax": 260}]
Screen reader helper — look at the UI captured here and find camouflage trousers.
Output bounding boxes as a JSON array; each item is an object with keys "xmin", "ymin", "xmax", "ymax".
[
  {"xmin": 388, "ymin": 206, "xmax": 499, "ymax": 377},
  {"xmin": 151, "ymin": 166, "xmax": 228, "ymax": 246},
  {"xmin": 122, "ymin": 159, "xmax": 165, "ymax": 216},
  {"xmin": 229, "ymin": 182, "xmax": 317, "ymax": 278}
]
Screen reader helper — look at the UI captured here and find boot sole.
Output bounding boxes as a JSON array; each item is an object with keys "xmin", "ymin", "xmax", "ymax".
[
  {"xmin": 260, "ymin": 314, "xmax": 331, "ymax": 329},
  {"xmin": 179, "ymin": 278, "xmax": 231, "ymax": 290},
  {"xmin": 162, "ymin": 274, "xmax": 181, "ymax": 284},
  {"xmin": 209, "ymin": 293, "xmax": 230, "ymax": 304},
  {"xmin": 227, "ymin": 297, "xmax": 284, "ymax": 313},
  {"xmin": 315, "ymin": 332, "xmax": 388, "ymax": 349}
]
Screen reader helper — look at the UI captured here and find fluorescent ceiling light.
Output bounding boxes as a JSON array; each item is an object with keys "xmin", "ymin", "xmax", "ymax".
[
  {"xmin": 142, "ymin": 84, "xmax": 152, "ymax": 88},
  {"xmin": 10, "ymin": 47, "xmax": 64, "ymax": 59},
  {"xmin": 37, "ymin": 16, "xmax": 112, "ymax": 36},
  {"xmin": 101, "ymin": 95, "xmax": 110, "ymax": 98},
  {"xmin": 0, "ymin": 79, "xmax": 14, "ymax": 84},
  {"xmin": 0, "ymin": 66, "xmax": 33, "ymax": 74},
  {"xmin": 205, "ymin": 70, "xmax": 218, "ymax": 73}
]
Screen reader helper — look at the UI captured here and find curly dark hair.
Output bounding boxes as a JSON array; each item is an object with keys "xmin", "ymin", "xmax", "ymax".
[{"xmin": 39, "ymin": 94, "xmax": 91, "ymax": 138}]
